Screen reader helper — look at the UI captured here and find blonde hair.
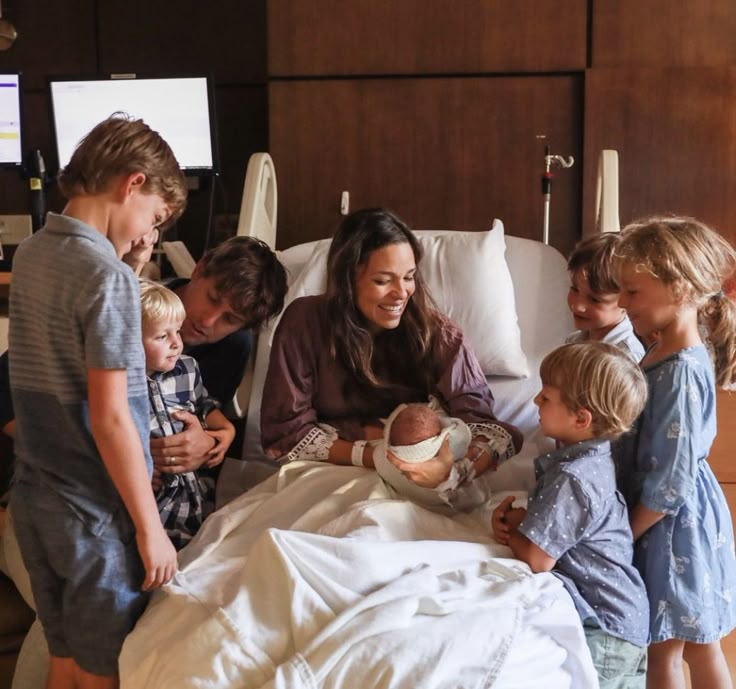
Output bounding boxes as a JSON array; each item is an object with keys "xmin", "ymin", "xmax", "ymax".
[
  {"xmin": 139, "ymin": 280, "xmax": 186, "ymax": 326},
  {"xmin": 540, "ymin": 342, "xmax": 648, "ymax": 439},
  {"xmin": 617, "ymin": 216, "xmax": 736, "ymax": 387},
  {"xmin": 57, "ymin": 113, "xmax": 188, "ymax": 226},
  {"xmin": 567, "ymin": 232, "xmax": 621, "ymax": 294}
]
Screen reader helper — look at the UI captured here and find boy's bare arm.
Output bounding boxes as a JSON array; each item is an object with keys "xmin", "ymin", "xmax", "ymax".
[
  {"xmin": 506, "ymin": 530, "xmax": 557, "ymax": 573},
  {"xmin": 88, "ymin": 368, "xmax": 177, "ymax": 590}
]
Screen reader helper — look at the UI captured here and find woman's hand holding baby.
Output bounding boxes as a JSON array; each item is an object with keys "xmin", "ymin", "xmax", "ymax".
[
  {"xmin": 387, "ymin": 437, "xmax": 454, "ymax": 488},
  {"xmin": 491, "ymin": 496, "xmax": 527, "ymax": 545}
]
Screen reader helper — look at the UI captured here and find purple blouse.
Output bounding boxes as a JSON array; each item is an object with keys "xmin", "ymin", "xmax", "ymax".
[{"xmin": 261, "ymin": 295, "xmax": 522, "ymax": 467}]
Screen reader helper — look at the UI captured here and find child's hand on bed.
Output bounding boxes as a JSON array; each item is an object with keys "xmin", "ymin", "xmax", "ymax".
[
  {"xmin": 492, "ymin": 496, "xmax": 527, "ymax": 545},
  {"xmin": 387, "ymin": 437, "xmax": 453, "ymax": 488},
  {"xmin": 137, "ymin": 523, "xmax": 177, "ymax": 591}
]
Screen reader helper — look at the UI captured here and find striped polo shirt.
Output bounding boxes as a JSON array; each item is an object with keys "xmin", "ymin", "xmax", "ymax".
[{"xmin": 9, "ymin": 213, "xmax": 151, "ymax": 535}]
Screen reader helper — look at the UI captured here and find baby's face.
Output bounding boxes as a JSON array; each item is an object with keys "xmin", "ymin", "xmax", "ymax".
[{"xmin": 143, "ymin": 316, "xmax": 183, "ymax": 375}]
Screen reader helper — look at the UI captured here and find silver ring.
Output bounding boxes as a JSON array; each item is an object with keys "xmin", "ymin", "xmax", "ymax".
[{"xmin": 169, "ymin": 456, "xmax": 176, "ymax": 466}]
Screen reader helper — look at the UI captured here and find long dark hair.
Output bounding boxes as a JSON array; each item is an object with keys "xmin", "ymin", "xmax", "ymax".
[{"xmin": 325, "ymin": 208, "xmax": 439, "ymax": 392}]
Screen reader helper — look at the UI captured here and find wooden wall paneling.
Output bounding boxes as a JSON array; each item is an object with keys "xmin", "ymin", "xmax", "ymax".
[
  {"xmin": 269, "ymin": 0, "xmax": 587, "ymax": 76},
  {"xmin": 0, "ymin": 0, "xmax": 97, "ymax": 89},
  {"xmin": 98, "ymin": 0, "xmax": 267, "ymax": 83},
  {"xmin": 174, "ymin": 85, "xmax": 268, "ymax": 260},
  {"xmin": 269, "ymin": 76, "xmax": 582, "ymax": 253},
  {"xmin": 583, "ymin": 67, "xmax": 736, "ymax": 245},
  {"xmin": 710, "ymin": 389, "xmax": 736, "ymax": 483},
  {"xmin": 592, "ymin": 0, "xmax": 736, "ymax": 68}
]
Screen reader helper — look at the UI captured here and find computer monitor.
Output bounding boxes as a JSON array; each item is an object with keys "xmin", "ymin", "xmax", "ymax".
[
  {"xmin": 49, "ymin": 75, "xmax": 218, "ymax": 175},
  {"xmin": 0, "ymin": 73, "xmax": 23, "ymax": 168}
]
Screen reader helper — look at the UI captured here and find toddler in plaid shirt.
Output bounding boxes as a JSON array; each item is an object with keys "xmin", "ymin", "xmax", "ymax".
[{"xmin": 140, "ymin": 280, "xmax": 235, "ymax": 549}]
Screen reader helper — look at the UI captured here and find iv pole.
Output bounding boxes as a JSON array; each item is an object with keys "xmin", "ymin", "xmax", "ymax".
[{"xmin": 541, "ymin": 146, "xmax": 574, "ymax": 245}]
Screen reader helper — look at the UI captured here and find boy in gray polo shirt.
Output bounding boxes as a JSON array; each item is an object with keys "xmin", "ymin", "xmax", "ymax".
[
  {"xmin": 492, "ymin": 342, "xmax": 650, "ymax": 689},
  {"xmin": 9, "ymin": 115, "xmax": 186, "ymax": 688}
]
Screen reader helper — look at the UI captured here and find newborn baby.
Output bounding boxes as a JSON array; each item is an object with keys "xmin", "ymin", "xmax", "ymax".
[
  {"xmin": 373, "ymin": 401, "xmax": 472, "ymax": 512},
  {"xmin": 389, "ymin": 404, "xmax": 442, "ymax": 455},
  {"xmin": 389, "ymin": 404, "xmax": 461, "ymax": 462}
]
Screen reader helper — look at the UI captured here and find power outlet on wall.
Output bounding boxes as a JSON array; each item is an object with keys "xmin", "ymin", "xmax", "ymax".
[{"xmin": 0, "ymin": 215, "xmax": 32, "ymax": 245}]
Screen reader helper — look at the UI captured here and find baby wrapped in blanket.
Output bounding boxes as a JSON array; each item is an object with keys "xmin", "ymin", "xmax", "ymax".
[{"xmin": 373, "ymin": 400, "xmax": 475, "ymax": 513}]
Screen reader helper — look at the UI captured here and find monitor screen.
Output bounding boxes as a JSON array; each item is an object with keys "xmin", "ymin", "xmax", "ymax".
[
  {"xmin": 0, "ymin": 73, "xmax": 23, "ymax": 167},
  {"xmin": 49, "ymin": 75, "xmax": 218, "ymax": 174}
]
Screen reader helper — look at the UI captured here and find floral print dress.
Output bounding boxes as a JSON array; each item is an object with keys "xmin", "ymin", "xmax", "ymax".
[{"xmin": 615, "ymin": 345, "xmax": 736, "ymax": 643}]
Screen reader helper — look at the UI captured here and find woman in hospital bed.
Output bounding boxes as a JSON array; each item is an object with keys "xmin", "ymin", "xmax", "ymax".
[
  {"xmin": 117, "ymin": 207, "xmax": 601, "ymax": 689},
  {"xmin": 260, "ymin": 207, "xmax": 522, "ymax": 507}
]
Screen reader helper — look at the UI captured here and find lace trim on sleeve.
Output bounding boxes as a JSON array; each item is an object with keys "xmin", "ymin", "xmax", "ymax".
[
  {"xmin": 468, "ymin": 422, "xmax": 516, "ymax": 463},
  {"xmin": 281, "ymin": 423, "xmax": 339, "ymax": 463}
]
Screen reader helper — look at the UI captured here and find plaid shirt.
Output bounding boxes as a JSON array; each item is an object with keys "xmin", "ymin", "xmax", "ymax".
[
  {"xmin": 147, "ymin": 355, "xmax": 219, "ymax": 549},
  {"xmin": 147, "ymin": 355, "xmax": 219, "ymax": 438}
]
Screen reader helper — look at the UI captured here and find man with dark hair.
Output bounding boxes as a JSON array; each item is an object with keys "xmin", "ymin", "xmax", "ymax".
[{"xmin": 0, "ymin": 235, "xmax": 288, "ymax": 477}]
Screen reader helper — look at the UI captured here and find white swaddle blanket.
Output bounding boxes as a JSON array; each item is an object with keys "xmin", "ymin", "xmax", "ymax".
[{"xmin": 373, "ymin": 402, "xmax": 471, "ymax": 512}]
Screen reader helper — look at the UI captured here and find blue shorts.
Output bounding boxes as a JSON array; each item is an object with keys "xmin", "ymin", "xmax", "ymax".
[{"xmin": 10, "ymin": 481, "xmax": 149, "ymax": 676}]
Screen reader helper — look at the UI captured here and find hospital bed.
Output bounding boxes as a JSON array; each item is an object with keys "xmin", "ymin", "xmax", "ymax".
[{"xmin": 117, "ymin": 154, "xmax": 602, "ymax": 687}]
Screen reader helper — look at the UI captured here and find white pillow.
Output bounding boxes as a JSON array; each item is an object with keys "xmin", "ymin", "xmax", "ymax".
[{"xmin": 281, "ymin": 219, "xmax": 529, "ymax": 378}]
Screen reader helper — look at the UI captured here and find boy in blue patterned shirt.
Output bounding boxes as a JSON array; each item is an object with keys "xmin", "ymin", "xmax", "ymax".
[
  {"xmin": 9, "ymin": 115, "xmax": 185, "ymax": 688},
  {"xmin": 140, "ymin": 280, "xmax": 234, "ymax": 549},
  {"xmin": 566, "ymin": 233, "xmax": 645, "ymax": 361},
  {"xmin": 492, "ymin": 342, "xmax": 650, "ymax": 689}
]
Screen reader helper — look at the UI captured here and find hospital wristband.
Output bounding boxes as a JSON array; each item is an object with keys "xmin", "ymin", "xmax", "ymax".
[
  {"xmin": 470, "ymin": 439, "xmax": 498, "ymax": 471},
  {"xmin": 351, "ymin": 440, "xmax": 368, "ymax": 466}
]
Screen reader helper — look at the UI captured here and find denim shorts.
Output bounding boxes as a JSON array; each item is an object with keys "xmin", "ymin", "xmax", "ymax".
[
  {"xmin": 584, "ymin": 627, "xmax": 647, "ymax": 689},
  {"xmin": 10, "ymin": 481, "xmax": 149, "ymax": 676}
]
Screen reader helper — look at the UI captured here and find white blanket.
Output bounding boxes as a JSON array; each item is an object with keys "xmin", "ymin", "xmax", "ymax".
[{"xmin": 121, "ymin": 463, "xmax": 598, "ymax": 689}]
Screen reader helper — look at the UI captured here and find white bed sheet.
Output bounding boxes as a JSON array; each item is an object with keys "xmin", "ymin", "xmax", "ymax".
[
  {"xmin": 120, "ymin": 234, "xmax": 596, "ymax": 688},
  {"xmin": 121, "ymin": 463, "xmax": 598, "ymax": 689}
]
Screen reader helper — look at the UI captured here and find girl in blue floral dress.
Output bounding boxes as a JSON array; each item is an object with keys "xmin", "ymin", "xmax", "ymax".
[{"xmin": 615, "ymin": 216, "xmax": 736, "ymax": 689}]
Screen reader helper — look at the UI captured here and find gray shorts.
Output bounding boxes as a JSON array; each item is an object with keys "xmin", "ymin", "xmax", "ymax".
[
  {"xmin": 584, "ymin": 627, "xmax": 647, "ymax": 689},
  {"xmin": 10, "ymin": 481, "xmax": 149, "ymax": 676}
]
